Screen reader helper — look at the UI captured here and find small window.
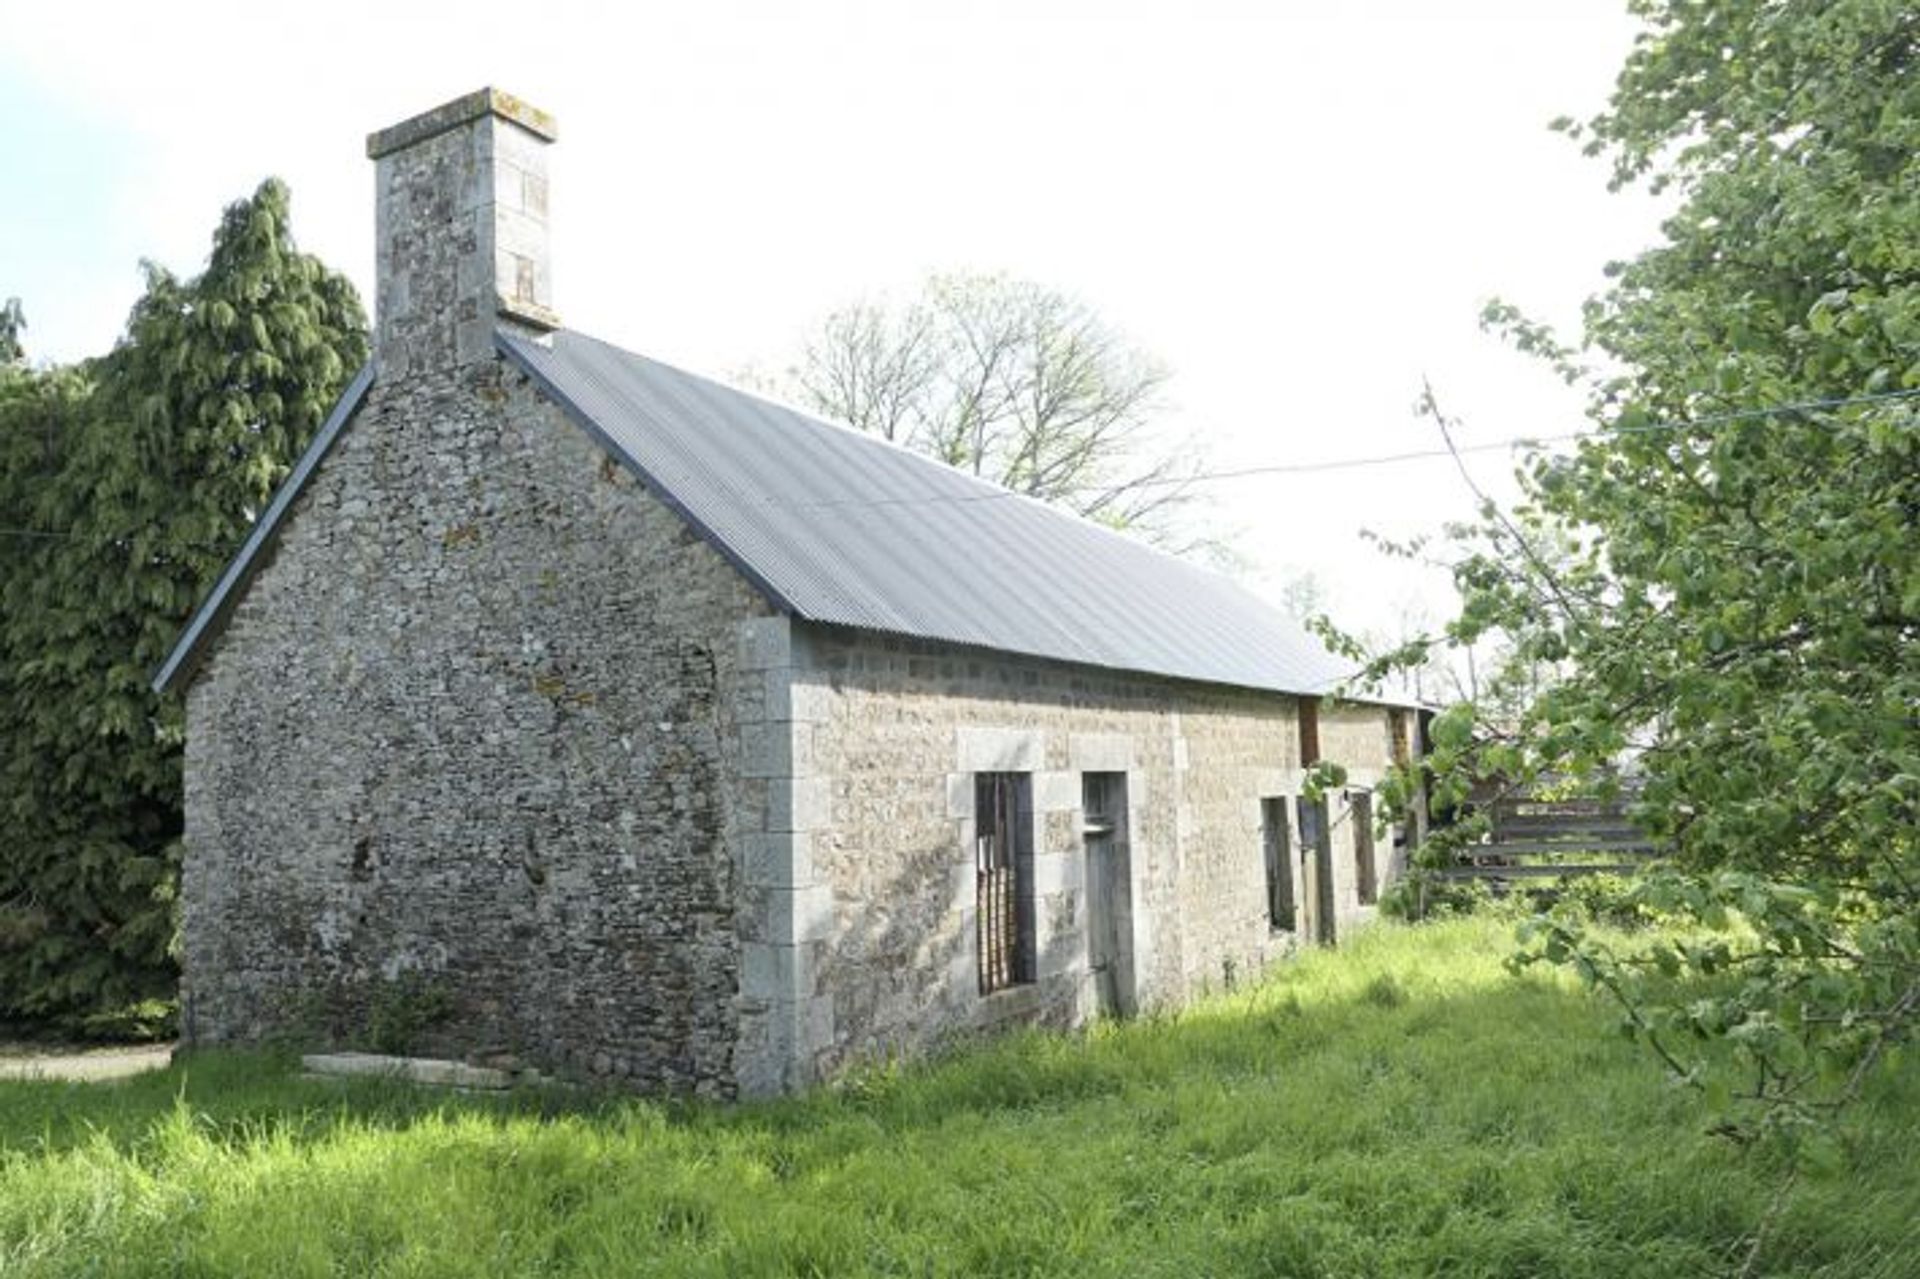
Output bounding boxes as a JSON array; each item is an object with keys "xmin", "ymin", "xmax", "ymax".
[
  {"xmin": 1351, "ymin": 790, "xmax": 1378, "ymax": 906},
  {"xmin": 1299, "ymin": 698, "xmax": 1321, "ymax": 765},
  {"xmin": 1262, "ymin": 797, "xmax": 1295, "ymax": 932},
  {"xmin": 1389, "ymin": 709, "xmax": 1413, "ymax": 767},
  {"xmin": 976, "ymin": 773, "xmax": 1035, "ymax": 994}
]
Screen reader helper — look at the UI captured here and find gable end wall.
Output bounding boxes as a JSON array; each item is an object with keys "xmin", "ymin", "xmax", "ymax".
[{"xmin": 180, "ymin": 357, "xmax": 774, "ymax": 1095}]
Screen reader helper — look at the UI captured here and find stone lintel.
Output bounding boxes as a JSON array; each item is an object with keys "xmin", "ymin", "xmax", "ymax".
[
  {"xmin": 955, "ymin": 726, "xmax": 1044, "ymax": 774},
  {"xmin": 1068, "ymin": 732, "xmax": 1135, "ymax": 772},
  {"xmin": 1252, "ymin": 767, "xmax": 1308, "ymax": 798}
]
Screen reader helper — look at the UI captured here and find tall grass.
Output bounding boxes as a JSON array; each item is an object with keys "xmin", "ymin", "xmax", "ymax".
[{"xmin": 1, "ymin": 917, "xmax": 1914, "ymax": 1277}]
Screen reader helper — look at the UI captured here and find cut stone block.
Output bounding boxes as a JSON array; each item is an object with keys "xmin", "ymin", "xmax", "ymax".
[{"xmin": 301, "ymin": 1052, "xmax": 517, "ymax": 1090}]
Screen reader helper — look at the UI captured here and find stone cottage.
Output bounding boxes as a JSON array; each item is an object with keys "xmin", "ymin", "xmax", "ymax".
[{"xmin": 155, "ymin": 89, "xmax": 1427, "ymax": 1097}]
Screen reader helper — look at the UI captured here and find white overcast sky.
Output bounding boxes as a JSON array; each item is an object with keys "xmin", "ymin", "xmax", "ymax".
[{"xmin": 0, "ymin": 0, "xmax": 1665, "ymax": 638}]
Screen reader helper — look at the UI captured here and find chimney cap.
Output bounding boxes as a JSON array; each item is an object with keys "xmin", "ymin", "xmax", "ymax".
[{"xmin": 367, "ymin": 87, "xmax": 556, "ymax": 159}]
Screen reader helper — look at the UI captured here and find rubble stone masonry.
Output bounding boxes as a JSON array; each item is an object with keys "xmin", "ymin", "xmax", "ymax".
[{"xmin": 181, "ymin": 360, "xmax": 770, "ymax": 1097}]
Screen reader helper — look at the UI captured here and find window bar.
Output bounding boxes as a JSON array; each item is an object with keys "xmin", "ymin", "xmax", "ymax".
[{"xmin": 977, "ymin": 774, "xmax": 1020, "ymax": 995}]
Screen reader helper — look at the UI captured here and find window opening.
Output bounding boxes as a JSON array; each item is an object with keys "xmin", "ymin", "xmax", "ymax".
[
  {"xmin": 1352, "ymin": 790, "xmax": 1378, "ymax": 906},
  {"xmin": 1297, "ymin": 794, "xmax": 1336, "ymax": 945},
  {"xmin": 1262, "ymin": 797, "xmax": 1295, "ymax": 932},
  {"xmin": 1389, "ymin": 708, "xmax": 1413, "ymax": 767},
  {"xmin": 976, "ymin": 772, "xmax": 1034, "ymax": 994},
  {"xmin": 1083, "ymin": 772, "xmax": 1132, "ymax": 1016}
]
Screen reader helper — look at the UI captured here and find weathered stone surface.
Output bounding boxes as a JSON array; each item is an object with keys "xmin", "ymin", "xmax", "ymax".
[
  {"xmin": 181, "ymin": 355, "xmax": 771, "ymax": 1099},
  {"xmin": 785, "ymin": 626, "xmax": 1402, "ymax": 1082},
  {"xmin": 372, "ymin": 95, "xmax": 557, "ymax": 380},
  {"xmin": 301, "ymin": 1052, "xmax": 517, "ymax": 1090},
  {"xmin": 365, "ymin": 88, "xmax": 556, "ymax": 159},
  {"xmin": 180, "ymin": 89, "xmax": 1409, "ymax": 1102}
]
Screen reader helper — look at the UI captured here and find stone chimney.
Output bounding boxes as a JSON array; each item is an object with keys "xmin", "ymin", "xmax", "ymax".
[{"xmin": 367, "ymin": 88, "xmax": 559, "ymax": 378}]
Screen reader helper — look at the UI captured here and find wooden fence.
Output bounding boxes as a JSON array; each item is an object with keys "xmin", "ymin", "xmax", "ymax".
[{"xmin": 1432, "ymin": 781, "xmax": 1665, "ymax": 887}]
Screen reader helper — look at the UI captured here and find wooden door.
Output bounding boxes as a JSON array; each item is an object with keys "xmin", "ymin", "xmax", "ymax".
[
  {"xmin": 1297, "ymin": 796, "xmax": 1336, "ymax": 945},
  {"xmin": 1083, "ymin": 773, "xmax": 1133, "ymax": 1016}
]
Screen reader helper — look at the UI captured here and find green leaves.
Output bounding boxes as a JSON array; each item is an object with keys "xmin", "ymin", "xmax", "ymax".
[
  {"xmin": 1301, "ymin": 760, "xmax": 1349, "ymax": 803},
  {"xmin": 1383, "ymin": 0, "xmax": 1920, "ymax": 1146},
  {"xmin": 0, "ymin": 179, "xmax": 366, "ymax": 1029},
  {"xmin": 0, "ymin": 298, "xmax": 24, "ymax": 366}
]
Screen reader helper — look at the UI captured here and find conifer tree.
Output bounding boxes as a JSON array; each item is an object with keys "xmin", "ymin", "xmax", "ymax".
[
  {"xmin": 0, "ymin": 299, "xmax": 25, "ymax": 366},
  {"xmin": 0, "ymin": 179, "xmax": 366, "ymax": 1029}
]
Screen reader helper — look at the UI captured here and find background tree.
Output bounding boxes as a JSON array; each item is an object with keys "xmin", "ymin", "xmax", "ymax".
[
  {"xmin": 785, "ymin": 273, "xmax": 1208, "ymax": 550},
  {"xmin": 0, "ymin": 179, "xmax": 366, "ymax": 1031},
  {"xmin": 1366, "ymin": 0, "xmax": 1917, "ymax": 1147},
  {"xmin": 0, "ymin": 299, "xmax": 25, "ymax": 366},
  {"xmin": 1275, "ymin": 570, "xmax": 1327, "ymax": 625}
]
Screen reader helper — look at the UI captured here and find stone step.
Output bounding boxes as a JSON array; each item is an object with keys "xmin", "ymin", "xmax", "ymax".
[{"xmin": 300, "ymin": 1052, "xmax": 518, "ymax": 1090}]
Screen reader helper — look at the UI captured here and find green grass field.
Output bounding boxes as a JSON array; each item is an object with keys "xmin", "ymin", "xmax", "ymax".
[{"xmin": 2, "ymin": 917, "xmax": 1914, "ymax": 1277}]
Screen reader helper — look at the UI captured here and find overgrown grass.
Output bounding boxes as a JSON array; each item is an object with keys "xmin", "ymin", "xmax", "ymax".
[{"xmin": 2, "ymin": 918, "xmax": 1915, "ymax": 1276}]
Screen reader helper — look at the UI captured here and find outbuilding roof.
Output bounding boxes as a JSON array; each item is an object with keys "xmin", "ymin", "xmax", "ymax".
[{"xmin": 156, "ymin": 327, "xmax": 1381, "ymax": 700}]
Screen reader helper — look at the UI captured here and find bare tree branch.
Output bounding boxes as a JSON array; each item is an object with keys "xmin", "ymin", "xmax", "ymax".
[{"xmin": 784, "ymin": 272, "xmax": 1207, "ymax": 550}]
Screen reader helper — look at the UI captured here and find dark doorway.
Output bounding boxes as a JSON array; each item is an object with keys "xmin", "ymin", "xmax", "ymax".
[
  {"xmin": 1082, "ymin": 772, "xmax": 1134, "ymax": 1016},
  {"xmin": 1262, "ymin": 797, "xmax": 1295, "ymax": 933},
  {"xmin": 1297, "ymin": 795, "xmax": 1336, "ymax": 945},
  {"xmin": 1351, "ymin": 791, "xmax": 1378, "ymax": 906}
]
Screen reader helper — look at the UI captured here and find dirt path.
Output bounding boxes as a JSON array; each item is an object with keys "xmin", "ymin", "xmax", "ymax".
[{"xmin": 0, "ymin": 1042, "xmax": 175, "ymax": 1083}]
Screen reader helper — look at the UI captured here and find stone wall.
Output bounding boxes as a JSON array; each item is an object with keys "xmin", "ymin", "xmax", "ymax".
[
  {"xmin": 772, "ymin": 626, "xmax": 1406, "ymax": 1084},
  {"xmin": 1319, "ymin": 702, "xmax": 1398, "ymax": 915},
  {"xmin": 182, "ymin": 369, "xmax": 1409, "ymax": 1099},
  {"xmin": 1321, "ymin": 702, "xmax": 1393, "ymax": 772},
  {"xmin": 181, "ymin": 357, "xmax": 771, "ymax": 1096}
]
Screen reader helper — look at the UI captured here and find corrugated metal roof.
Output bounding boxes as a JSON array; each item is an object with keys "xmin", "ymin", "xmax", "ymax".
[{"xmin": 501, "ymin": 329, "xmax": 1365, "ymax": 698}]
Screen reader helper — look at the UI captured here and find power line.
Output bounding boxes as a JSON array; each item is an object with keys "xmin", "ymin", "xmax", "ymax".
[
  {"xmin": 1, "ymin": 384, "xmax": 1914, "ymax": 539},
  {"xmin": 779, "ymin": 385, "xmax": 1920, "ymax": 511},
  {"xmin": 1065, "ymin": 384, "xmax": 1920, "ymax": 490}
]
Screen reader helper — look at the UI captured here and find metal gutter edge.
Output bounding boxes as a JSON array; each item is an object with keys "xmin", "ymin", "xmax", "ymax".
[
  {"xmin": 493, "ymin": 330, "xmax": 801, "ymax": 618},
  {"xmin": 150, "ymin": 361, "xmax": 377, "ymax": 695}
]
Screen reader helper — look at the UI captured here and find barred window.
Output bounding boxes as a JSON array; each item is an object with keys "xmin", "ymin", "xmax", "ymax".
[{"xmin": 975, "ymin": 772, "xmax": 1035, "ymax": 994}]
